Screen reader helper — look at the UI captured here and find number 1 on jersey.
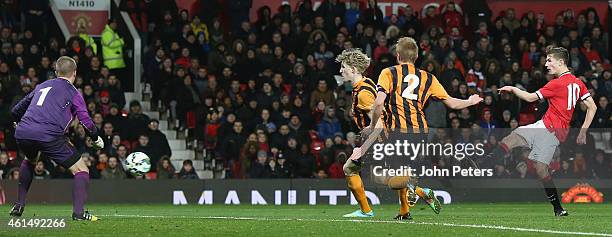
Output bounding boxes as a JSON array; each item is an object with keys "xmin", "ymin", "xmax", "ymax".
[
  {"xmin": 36, "ymin": 87, "xmax": 52, "ymax": 106},
  {"xmin": 566, "ymin": 83, "xmax": 579, "ymax": 110},
  {"xmin": 401, "ymin": 74, "xmax": 419, "ymax": 100}
]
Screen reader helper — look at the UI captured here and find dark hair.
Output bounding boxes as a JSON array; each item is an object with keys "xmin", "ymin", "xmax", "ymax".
[{"xmin": 545, "ymin": 45, "xmax": 569, "ymax": 65}]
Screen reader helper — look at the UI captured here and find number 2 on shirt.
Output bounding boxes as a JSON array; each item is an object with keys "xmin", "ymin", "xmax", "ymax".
[
  {"xmin": 36, "ymin": 87, "xmax": 52, "ymax": 106},
  {"xmin": 401, "ymin": 74, "xmax": 419, "ymax": 100}
]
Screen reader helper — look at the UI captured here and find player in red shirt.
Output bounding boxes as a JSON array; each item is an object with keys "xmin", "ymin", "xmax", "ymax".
[{"xmin": 495, "ymin": 46, "xmax": 597, "ymax": 216}]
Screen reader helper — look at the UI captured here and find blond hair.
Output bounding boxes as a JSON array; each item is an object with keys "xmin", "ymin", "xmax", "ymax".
[
  {"xmin": 395, "ymin": 37, "xmax": 418, "ymax": 63},
  {"xmin": 335, "ymin": 48, "xmax": 371, "ymax": 74},
  {"xmin": 55, "ymin": 56, "xmax": 77, "ymax": 77}
]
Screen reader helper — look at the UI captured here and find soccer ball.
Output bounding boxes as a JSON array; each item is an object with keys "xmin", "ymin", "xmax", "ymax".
[{"xmin": 125, "ymin": 152, "xmax": 151, "ymax": 176}]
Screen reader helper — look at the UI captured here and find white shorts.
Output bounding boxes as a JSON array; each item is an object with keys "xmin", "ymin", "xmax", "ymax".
[{"xmin": 514, "ymin": 120, "xmax": 560, "ymax": 165}]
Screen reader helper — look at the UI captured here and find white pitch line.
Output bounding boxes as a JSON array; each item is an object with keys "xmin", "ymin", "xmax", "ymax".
[{"xmin": 101, "ymin": 214, "xmax": 612, "ymax": 236}]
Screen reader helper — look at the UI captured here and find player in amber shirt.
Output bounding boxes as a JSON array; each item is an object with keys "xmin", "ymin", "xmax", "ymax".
[
  {"xmin": 496, "ymin": 46, "xmax": 597, "ymax": 216},
  {"xmin": 351, "ymin": 37, "xmax": 482, "ymax": 220},
  {"xmin": 335, "ymin": 48, "xmax": 376, "ymax": 218}
]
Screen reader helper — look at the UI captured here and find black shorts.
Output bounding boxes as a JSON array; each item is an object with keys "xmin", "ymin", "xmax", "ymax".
[{"xmin": 16, "ymin": 137, "xmax": 81, "ymax": 169}]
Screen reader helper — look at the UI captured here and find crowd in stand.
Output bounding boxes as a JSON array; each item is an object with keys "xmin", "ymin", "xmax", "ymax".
[{"xmin": 0, "ymin": 0, "xmax": 610, "ymax": 180}]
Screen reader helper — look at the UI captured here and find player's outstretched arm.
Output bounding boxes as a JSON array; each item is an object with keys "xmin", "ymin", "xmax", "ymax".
[
  {"xmin": 577, "ymin": 96, "xmax": 597, "ymax": 144},
  {"xmin": 442, "ymin": 94, "xmax": 483, "ymax": 110},
  {"xmin": 498, "ymin": 86, "xmax": 539, "ymax": 102},
  {"xmin": 10, "ymin": 90, "xmax": 35, "ymax": 122}
]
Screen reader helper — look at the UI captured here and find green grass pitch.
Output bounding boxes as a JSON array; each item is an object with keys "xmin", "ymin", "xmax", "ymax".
[{"xmin": 0, "ymin": 203, "xmax": 610, "ymax": 236}]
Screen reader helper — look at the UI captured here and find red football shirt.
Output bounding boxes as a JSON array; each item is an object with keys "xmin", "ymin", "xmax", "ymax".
[{"xmin": 535, "ymin": 72, "xmax": 590, "ymax": 142}]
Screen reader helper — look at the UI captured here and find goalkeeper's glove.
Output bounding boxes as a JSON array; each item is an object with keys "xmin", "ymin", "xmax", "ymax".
[{"xmin": 92, "ymin": 136, "xmax": 105, "ymax": 150}]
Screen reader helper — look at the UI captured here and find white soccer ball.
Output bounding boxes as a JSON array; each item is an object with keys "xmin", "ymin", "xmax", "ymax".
[{"xmin": 125, "ymin": 152, "xmax": 151, "ymax": 176}]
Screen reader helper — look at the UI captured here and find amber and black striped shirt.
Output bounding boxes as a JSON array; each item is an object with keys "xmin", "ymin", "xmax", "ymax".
[
  {"xmin": 351, "ymin": 77, "xmax": 377, "ymax": 129},
  {"xmin": 376, "ymin": 63, "xmax": 450, "ymax": 133}
]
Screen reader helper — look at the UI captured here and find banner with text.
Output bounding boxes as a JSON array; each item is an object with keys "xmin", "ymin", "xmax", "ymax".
[
  {"xmin": 0, "ymin": 179, "xmax": 608, "ymax": 205},
  {"xmin": 54, "ymin": 0, "xmax": 111, "ymax": 36}
]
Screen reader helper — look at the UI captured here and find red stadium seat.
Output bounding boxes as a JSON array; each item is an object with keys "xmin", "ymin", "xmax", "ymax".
[
  {"xmin": 0, "ymin": 130, "xmax": 4, "ymax": 143},
  {"xmin": 145, "ymin": 172, "xmax": 157, "ymax": 180}
]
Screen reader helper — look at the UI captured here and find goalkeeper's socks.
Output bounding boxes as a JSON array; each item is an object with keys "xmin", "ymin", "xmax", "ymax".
[
  {"xmin": 541, "ymin": 176, "xmax": 563, "ymax": 211},
  {"xmin": 17, "ymin": 160, "xmax": 34, "ymax": 206},
  {"xmin": 73, "ymin": 171, "xmax": 90, "ymax": 216}
]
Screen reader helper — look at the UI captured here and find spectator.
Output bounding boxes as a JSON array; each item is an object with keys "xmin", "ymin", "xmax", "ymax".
[
  {"xmin": 293, "ymin": 143, "xmax": 316, "ymax": 178},
  {"xmin": 101, "ymin": 156, "xmax": 127, "ymax": 180},
  {"xmin": 126, "ymin": 101, "xmax": 150, "ymax": 141},
  {"xmin": 249, "ymin": 150, "xmax": 270, "ymax": 178},
  {"xmin": 274, "ymin": 155, "xmax": 291, "ymax": 178},
  {"xmin": 373, "ymin": 35, "xmax": 389, "ymax": 61},
  {"xmin": 441, "ymin": 1, "xmax": 463, "ymax": 34},
  {"xmin": 146, "ymin": 119, "xmax": 172, "ymax": 166},
  {"xmin": 101, "ymin": 121, "xmax": 114, "ymax": 146},
  {"xmin": 309, "ymin": 80, "xmax": 334, "ymax": 109},
  {"xmin": 8, "ymin": 167, "xmax": 20, "ymax": 180},
  {"xmin": 107, "ymin": 75, "xmax": 126, "ymax": 109},
  {"xmin": 573, "ymin": 151, "xmax": 590, "ymax": 179},
  {"xmin": 32, "ymin": 160, "xmax": 50, "ymax": 179},
  {"xmin": 220, "ymin": 121, "xmax": 246, "ymax": 160},
  {"xmin": 178, "ymin": 160, "xmax": 199, "ymax": 179},
  {"xmin": 317, "ymin": 106, "xmax": 341, "ymax": 140},
  {"xmin": 328, "ymin": 153, "xmax": 345, "ymax": 178},
  {"xmin": 591, "ymin": 150, "xmax": 610, "ymax": 179},
  {"xmin": 580, "ymin": 38, "xmax": 601, "ymax": 64},
  {"xmin": 421, "ymin": 5, "xmax": 442, "ymax": 29},
  {"xmin": 315, "ymin": 169, "xmax": 328, "ymax": 179},
  {"xmin": 116, "ymin": 145, "xmax": 129, "ymax": 167},
  {"xmin": 0, "ymin": 151, "xmax": 15, "ymax": 178},
  {"xmin": 76, "ymin": 27, "xmax": 97, "ymax": 55},
  {"xmin": 593, "ymin": 96, "xmax": 610, "ymax": 128},
  {"xmin": 501, "ymin": 8, "xmax": 520, "ymax": 33},
  {"xmin": 101, "ymin": 18, "xmax": 128, "ymax": 89},
  {"xmin": 105, "ymin": 134, "xmax": 122, "ymax": 157},
  {"xmin": 133, "ymin": 134, "xmax": 156, "ymax": 164},
  {"xmin": 554, "ymin": 160, "xmax": 574, "ymax": 178},
  {"xmin": 156, "ymin": 156, "xmax": 176, "ymax": 179},
  {"xmin": 96, "ymin": 153, "xmax": 109, "ymax": 172},
  {"xmin": 175, "ymin": 75, "xmax": 200, "ymax": 130}
]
